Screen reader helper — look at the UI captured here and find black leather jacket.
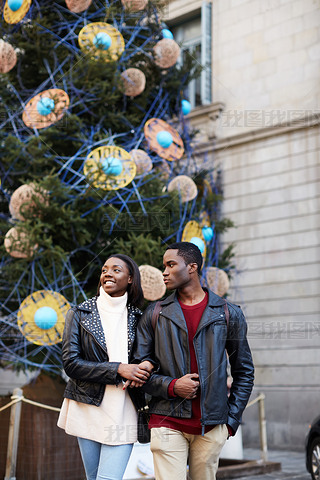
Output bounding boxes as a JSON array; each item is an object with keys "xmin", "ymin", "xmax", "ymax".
[
  {"xmin": 61, "ymin": 297, "xmax": 145, "ymax": 410},
  {"xmin": 133, "ymin": 289, "xmax": 254, "ymax": 434}
]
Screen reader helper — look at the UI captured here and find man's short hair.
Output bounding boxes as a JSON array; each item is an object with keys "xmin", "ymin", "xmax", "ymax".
[{"xmin": 166, "ymin": 242, "xmax": 203, "ymax": 274}]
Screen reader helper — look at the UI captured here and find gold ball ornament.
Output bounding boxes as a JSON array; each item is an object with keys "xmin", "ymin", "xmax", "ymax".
[
  {"xmin": 3, "ymin": 0, "xmax": 32, "ymax": 24},
  {"xmin": 0, "ymin": 40, "xmax": 17, "ymax": 73},
  {"xmin": 197, "ymin": 178, "xmax": 212, "ymax": 198},
  {"xmin": 65, "ymin": 0, "xmax": 92, "ymax": 13},
  {"xmin": 182, "ymin": 220, "xmax": 206, "ymax": 258},
  {"xmin": 121, "ymin": 0, "xmax": 148, "ymax": 11},
  {"xmin": 17, "ymin": 290, "xmax": 71, "ymax": 346},
  {"xmin": 129, "ymin": 149, "xmax": 152, "ymax": 175},
  {"xmin": 4, "ymin": 227, "xmax": 38, "ymax": 259},
  {"xmin": 139, "ymin": 265, "xmax": 166, "ymax": 301},
  {"xmin": 22, "ymin": 88, "xmax": 70, "ymax": 129},
  {"xmin": 84, "ymin": 145, "xmax": 136, "ymax": 190},
  {"xmin": 78, "ymin": 22, "xmax": 125, "ymax": 62},
  {"xmin": 199, "ymin": 211, "xmax": 211, "ymax": 228},
  {"xmin": 9, "ymin": 183, "xmax": 48, "ymax": 221},
  {"xmin": 121, "ymin": 68, "xmax": 146, "ymax": 97},
  {"xmin": 167, "ymin": 175, "xmax": 198, "ymax": 203},
  {"xmin": 144, "ymin": 118, "xmax": 184, "ymax": 161},
  {"xmin": 153, "ymin": 39, "xmax": 180, "ymax": 69},
  {"xmin": 206, "ymin": 267, "xmax": 230, "ymax": 297}
]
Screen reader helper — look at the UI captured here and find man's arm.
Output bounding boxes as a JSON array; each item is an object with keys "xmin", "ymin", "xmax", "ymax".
[
  {"xmin": 132, "ymin": 304, "xmax": 176, "ymax": 398},
  {"xmin": 226, "ymin": 303, "xmax": 254, "ymax": 434}
]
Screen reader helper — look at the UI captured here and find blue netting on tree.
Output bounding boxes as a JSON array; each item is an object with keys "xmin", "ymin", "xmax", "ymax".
[{"xmin": 0, "ymin": 0, "xmax": 222, "ymax": 373}]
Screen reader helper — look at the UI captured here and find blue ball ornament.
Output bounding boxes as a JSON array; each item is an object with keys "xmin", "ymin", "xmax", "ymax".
[
  {"xmin": 102, "ymin": 157, "xmax": 123, "ymax": 176},
  {"xmin": 93, "ymin": 32, "xmax": 112, "ymax": 50},
  {"xmin": 34, "ymin": 307, "xmax": 58, "ymax": 330},
  {"xmin": 190, "ymin": 236, "xmax": 205, "ymax": 254},
  {"xmin": 156, "ymin": 131, "xmax": 173, "ymax": 149},
  {"xmin": 162, "ymin": 29, "xmax": 174, "ymax": 39},
  {"xmin": 181, "ymin": 99, "xmax": 192, "ymax": 115},
  {"xmin": 8, "ymin": 0, "xmax": 23, "ymax": 11},
  {"xmin": 202, "ymin": 226, "xmax": 214, "ymax": 242},
  {"xmin": 36, "ymin": 97, "xmax": 55, "ymax": 116}
]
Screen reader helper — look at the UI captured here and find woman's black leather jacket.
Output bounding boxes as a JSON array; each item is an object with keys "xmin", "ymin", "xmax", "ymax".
[
  {"xmin": 133, "ymin": 289, "xmax": 254, "ymax": 434},
  {"xmin": 61, "ymin": 297, "xmax": 145, "ymax": 409}
]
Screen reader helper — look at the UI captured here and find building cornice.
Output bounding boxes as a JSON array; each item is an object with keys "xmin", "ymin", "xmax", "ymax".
[{"xmin": 190, "ymin": 110, "xmax": 320, "ymax": 154}]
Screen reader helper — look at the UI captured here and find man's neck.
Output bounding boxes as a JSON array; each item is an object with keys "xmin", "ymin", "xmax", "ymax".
[{"xmin": 177, "ymin": 285, "xmax": 206, "ymax": 305}]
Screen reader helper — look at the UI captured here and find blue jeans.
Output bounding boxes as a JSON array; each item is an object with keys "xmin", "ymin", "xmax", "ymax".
[{"xmin": 77, "ymin": 437, "xmax": 133, "ymax": 480}]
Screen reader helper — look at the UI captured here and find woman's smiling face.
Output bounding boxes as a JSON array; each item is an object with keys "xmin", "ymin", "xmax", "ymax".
[{"xmin": 100, "ymin": 257, "xmax": 132, "ymax": 297}]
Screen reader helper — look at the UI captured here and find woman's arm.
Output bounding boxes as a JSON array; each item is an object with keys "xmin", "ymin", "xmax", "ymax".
[{"xmin": 62, "ymin": 308, "xmax": 151, "ymax": 385}]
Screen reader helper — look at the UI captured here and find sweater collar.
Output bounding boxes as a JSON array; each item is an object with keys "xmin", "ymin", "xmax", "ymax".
[{"xmin": 97, "ymin": 286, "xmax": 128, "ymax": 311}]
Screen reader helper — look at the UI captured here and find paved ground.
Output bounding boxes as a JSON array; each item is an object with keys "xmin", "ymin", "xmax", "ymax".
[{"xmin": 240, "ymin": 448, "xmax": 310, "ymax": 480}]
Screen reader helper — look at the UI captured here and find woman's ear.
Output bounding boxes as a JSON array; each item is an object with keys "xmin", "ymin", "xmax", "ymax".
[{"xmin": 128, "ymin": 275, "xmax": 133, "ymax": 284}]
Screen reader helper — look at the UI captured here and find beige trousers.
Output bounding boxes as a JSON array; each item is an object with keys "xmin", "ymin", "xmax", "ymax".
[{"xmin": 150, "ymin": 424, "xmax": 228, "ymax": 480}]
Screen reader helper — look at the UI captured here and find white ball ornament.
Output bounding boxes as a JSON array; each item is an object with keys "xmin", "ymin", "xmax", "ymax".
[
  {"xmin": 206, "ymin": 267, "xmax": 230, "ymax": 297},
  {"xmin": 65, "ymin": 0, "xmax": 92, "ymax": 13},
  {"xmin": 121, "ymin": 68, "xmax": 146, "ymax": 97},
  {"xmin": 130, "ymin": 149, "xmax": 152, "ymax": 175},
  {"xmin": 153, "ymin": 39, "xmax": 180, "ymax": 69},
  {"xmin": 0, "ymin": 40, "xmax": 17, "ymax": 73},
  {"xmin": 121, "ymin": 0, "xmax": 148, "ymax": 11}
]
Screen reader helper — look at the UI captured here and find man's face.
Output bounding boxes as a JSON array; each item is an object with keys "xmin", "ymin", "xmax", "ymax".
[{"xmin": 163, "ymin": 249, "xmax": 192, "ymax": 290}]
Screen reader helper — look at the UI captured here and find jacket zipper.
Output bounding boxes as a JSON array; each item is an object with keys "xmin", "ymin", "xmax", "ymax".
[
  {"xmin": 193, "ymin": 337, "xmax": 205, "ymax": 436},
  {"xmin": 159, "ymin": 310, "xmax": 192, "ymax": 418}
]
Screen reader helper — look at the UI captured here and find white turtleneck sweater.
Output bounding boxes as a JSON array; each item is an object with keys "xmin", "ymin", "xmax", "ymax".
[{"xmin": 57, "ymin": 288, "xmax": 138, "ymax": 445}]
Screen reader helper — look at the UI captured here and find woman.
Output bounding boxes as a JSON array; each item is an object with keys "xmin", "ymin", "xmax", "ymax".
[{"xmin": 58, "ymin": 254, "xmax": 153, "ymax": 480}]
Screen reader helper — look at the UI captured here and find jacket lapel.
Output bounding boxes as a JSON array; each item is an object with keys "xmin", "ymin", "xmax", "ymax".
[
  {"xmin": 160, "ymin": 289, "xmax": 226, "ymax": 333},
  {"xmin": 160, "ymin": 292, "xmax": 188, "ymax": 332},
  {"xmin": 127, "ymin": 304, "xmax": 142, "ymax": 357},
  {"xmin": 78, "ymin": 298, "xmax": 142, "ymax": 357},
  {"xmin": 195, "ymin": 289, "xmax": 226, "ymax": 332},
  {"xmin": 78, "ymin": 297, "xmax": 107, "ymax": 352}
]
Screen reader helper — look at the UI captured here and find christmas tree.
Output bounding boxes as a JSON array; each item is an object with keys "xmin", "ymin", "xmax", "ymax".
[{"xmin": 0, "ymin": 0, "xmax": 234, "ymax": 375}]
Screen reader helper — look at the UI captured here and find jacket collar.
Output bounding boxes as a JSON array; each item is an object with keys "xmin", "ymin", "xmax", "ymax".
[
  {"xmin": 159, "ymin": 288, "xmax": 226, "ymax": 332},
  {"xmin": 161, "ymin": 288, "xmax": 225, "ymax": 307},
  {"xmin": 77, "ymin": 297, "xmax": 142, "ymax": 315},
  {"xmin": 77, "ymin": 297, "xmax": 142, "ymax": 356},
  {"xmin": 77, "ymin": 297, "xmax": 107, "ymax": 351}
]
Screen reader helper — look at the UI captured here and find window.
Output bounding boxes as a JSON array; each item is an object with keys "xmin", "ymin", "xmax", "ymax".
[{"xmin": 170, "ymin": 2, "xmax": 212, "ymax": 108}]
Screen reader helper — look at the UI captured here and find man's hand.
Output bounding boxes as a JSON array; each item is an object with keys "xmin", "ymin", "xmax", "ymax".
[
  {"xmin": 139, "ymin": 360, "xmax": 154, "ymax": 374},
  {"xmin": 173, "ymin": 373, "xmax": 200, "ymax": 399}
]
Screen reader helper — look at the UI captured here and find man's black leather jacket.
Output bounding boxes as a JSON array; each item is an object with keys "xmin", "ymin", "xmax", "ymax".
[
  {"xmin": 61, "ymin": 297, "xmax": 145, "ymax": 410},
  {"xmin": 133, "ymin": 289, "xmax": 254, "ymax": 434}
]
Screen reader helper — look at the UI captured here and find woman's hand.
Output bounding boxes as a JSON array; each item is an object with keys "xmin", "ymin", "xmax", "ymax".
[
  {"xmin": 118, "ymin": 363, "xmax": 151, "ymax": 386},
  {"xmin": 122, "ymin": 360, "xmax": 154, "ymax": 389}
]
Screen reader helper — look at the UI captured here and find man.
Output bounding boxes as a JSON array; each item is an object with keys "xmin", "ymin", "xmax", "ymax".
[{"xmin": 133, "ymin": 242, "xmax": 254, "ymax": 480}]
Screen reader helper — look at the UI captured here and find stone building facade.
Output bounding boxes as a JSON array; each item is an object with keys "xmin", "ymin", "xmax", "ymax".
[{"xmin": 165, "ymin": 0, "xmax": 320, "ymax": 449}]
